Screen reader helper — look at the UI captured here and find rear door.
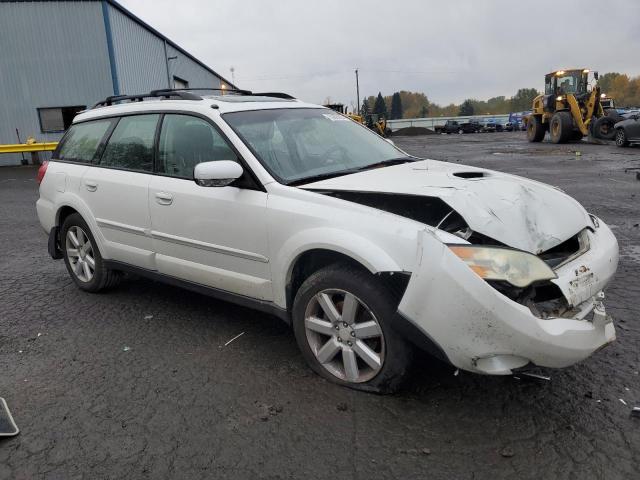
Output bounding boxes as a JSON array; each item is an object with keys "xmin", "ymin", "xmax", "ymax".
[
  {"xmin": 148, "ymin": 113, "xmax": 271, "ymax": 300},
  {"xmin": 626, "ymin": 117, "xmax": 640, "ymax": 140},
  {"xmin": 79, "ymin": 114, "xmax": 159, "ymax": 269}
]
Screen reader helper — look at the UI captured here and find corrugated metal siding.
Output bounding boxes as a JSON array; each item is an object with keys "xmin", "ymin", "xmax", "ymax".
[
  {"xmin": 107, "ymin": 5, "xmax": 222, "ymax": 94},
  {"xmin": 0, "ymin": 1, "xmax": 113, "ymax": 165},
  {"xmin": 166, "ymin": 44, "xmax": 222, "ymax": 90},
  {"xmin": 106, "ymin": 5, "xmax": 169, "ymax": 94}
]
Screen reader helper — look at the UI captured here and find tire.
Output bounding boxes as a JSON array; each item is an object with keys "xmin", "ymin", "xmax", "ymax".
[
  {"xmin": 615, "ymin": 128, "xmax": 629, "ymax": 147},
  {"xmin": 526, "ymin": 115, "xmax": 545, "ymax": 142},
  {"xmin": 592, "ymin": 116, "xmax": 616, "ymax": 140},
  {"xmin": 61, "ymin": 213, "xmax": 121, "ymax": 292},
  {"xmin": 550, "ymin": 111, "xmax": 573, "ymax": 144},
  {"xmin": 292, "ymin": 264, "xmax": 411, "ymax": 393}
]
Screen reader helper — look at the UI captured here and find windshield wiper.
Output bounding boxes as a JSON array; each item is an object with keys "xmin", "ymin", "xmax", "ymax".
[
  {"xmin": 355, "ymin": 156, "xmax": 416, "ymax": 172},
  {"xmin": 288, "ymin": 168, "xmax": 361, "ymax": 186}
]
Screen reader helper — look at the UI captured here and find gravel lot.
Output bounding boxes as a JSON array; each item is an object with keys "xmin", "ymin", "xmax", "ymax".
[{"xmin": 1, "ymin": 131, "xmax": 639, "ymax": 479}]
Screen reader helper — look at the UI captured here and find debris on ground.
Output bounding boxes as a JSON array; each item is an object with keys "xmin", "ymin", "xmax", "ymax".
[
  {"xmin": 619, "ymin": 398, "xmax": 628, "ymax": 406},
  {"xmin": 336, "ymin": 402, "xmax": 349, "ymax": 412},
  {"xmin": 144, "ymin": 314, "xmax": 153, "ymax": 320},
  {"xmin": 453, "ymin": 369, "xmax": 459, "ymax": 376},
  {"xmin": 500, "ymin": 447, "xmax": 515, "ymax": 458},
  {"xmin": 122, "ymin": 346, "xmax": 131, "ymax": 352},
  {"xmin": 518, "ymin": 372, "xmax": 551, "ymax": 382},
  {"xmin": 421, "ymin": 448, "xmax": 431, "ymax": 455},
  {"xmin": 393, "ymin": 126, "xmax": 436, "ymax": 136},
  {"xmin": 223, "ymin": 332, "xmax": 245, "ymax": 347}
]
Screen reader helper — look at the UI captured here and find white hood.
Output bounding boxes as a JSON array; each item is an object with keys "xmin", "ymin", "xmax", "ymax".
[{"xmin": 301, "ymin": 159, "xmax": 592, "ymax": 254}]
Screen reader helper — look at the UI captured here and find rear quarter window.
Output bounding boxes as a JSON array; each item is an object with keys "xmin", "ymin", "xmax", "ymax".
[{"xmin": 57, "ymin": 120, "xmax": 113, "ymax": 163}]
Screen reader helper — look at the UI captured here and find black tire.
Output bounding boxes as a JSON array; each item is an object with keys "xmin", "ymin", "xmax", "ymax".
[
  {"xmin": 61, "ymin": 213, "xmax": 121, "ymax": 292},
  {"xmin": 526, "ymin": 115, "xmax": 545, "ymax": 142},
  {"xmin": 592, "ymin": 116, "xmax": 616, "ymax": 140},
  {"xmin": 550, "ymin": 111, "xmax": 573, "ymax": 144},
  {"xmin": 292, "ymin": 264, "xmax": 411, "ymax": 393},
  {"xmin": 615, "ymin": 128, "xmax": 629, "ymax": 147}
]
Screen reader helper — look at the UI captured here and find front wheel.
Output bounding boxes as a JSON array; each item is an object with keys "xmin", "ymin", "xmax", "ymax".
[
  {"xmin": 550, "ymin": 111, "xmax": 573, "ymax": 144},
  {"xmin": 615, "ymin": 128, "xmax": 629, "ymax": 147},
  {"xmin": 592, "ymin": 116, "xmax": 616, "ymax": 140},
  {"xmin": 292, "ymin": 264, "xmax": 411, "ymax": 393},
  {"xmin": 61, "ymin": 213, "xmax": 121, "ymax": 292},
  {"xmin": 526, "ymin": 115, "xmax": 545, "ymax": 142}
]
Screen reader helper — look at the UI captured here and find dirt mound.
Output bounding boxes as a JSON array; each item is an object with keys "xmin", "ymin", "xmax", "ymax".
[{"xmin": 393, "ymin": 126, "xmax": 436, "ymax": 136}]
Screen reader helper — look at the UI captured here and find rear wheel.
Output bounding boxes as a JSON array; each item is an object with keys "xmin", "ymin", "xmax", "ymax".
[
  {"xmin": 550, "ymin": 111, "xmax": 573, "ymax": 143},
  {"xmin": 292, "ymin": 264, "xmax": 411, "ymax": 393},
  {"xmin": 592, "ymin": 116, "xmax": 616, "ymax": 140},
  {"xmin": 526, "ymin": 115, "xmax": 545, "ymax": 142},
  {"xmin": 615, "ymin": 128, "xmax": 629, "ymax": 147},
  {"xmin": 61, "ymin": 213, "xmax": 121, "ymax": 292}
]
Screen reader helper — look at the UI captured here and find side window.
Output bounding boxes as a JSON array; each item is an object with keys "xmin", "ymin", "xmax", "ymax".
[
  {"xmin": 57, "ymin": 119, "xmax": 113, "ymax": 163},
  {"xmin": 158, "ymin": 114, "xmax": 238, "ymax": 178},
  {"xmin": 99, "ymin": 114, "xmax": 159, "ymax": 172}
]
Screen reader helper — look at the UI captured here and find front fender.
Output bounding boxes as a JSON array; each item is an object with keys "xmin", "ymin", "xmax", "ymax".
[{"xmin": 272, "ymin": 227, "xmax": 405, "ymax": 309}]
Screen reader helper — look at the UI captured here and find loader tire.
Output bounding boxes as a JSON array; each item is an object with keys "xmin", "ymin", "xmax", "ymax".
[
  {"xmin": 550, "ymin": 111, "xmax": 573, "ymax": 144},
  {"xmin": 526, "ymin": 115, "xmax": 545, "ymax": 142},
  {"xmin": 592, "ymin": 116, "xmax": 616, "ymax": 140}
]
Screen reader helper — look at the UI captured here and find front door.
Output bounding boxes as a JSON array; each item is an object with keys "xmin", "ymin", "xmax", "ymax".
[{"xmin": 148, "ymin": 114, "xmax": 271, "ymax": 300}]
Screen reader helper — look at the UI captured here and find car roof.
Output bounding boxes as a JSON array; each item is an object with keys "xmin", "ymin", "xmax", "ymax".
[{"xmin": 74, "ymin": 95, "xmax": 323, "ymax": 123}]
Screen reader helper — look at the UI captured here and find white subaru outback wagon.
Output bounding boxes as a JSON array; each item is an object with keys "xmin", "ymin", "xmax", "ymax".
[{"xmin": 37, "ymin": 89, "xmax": 619, "ymax": 392}]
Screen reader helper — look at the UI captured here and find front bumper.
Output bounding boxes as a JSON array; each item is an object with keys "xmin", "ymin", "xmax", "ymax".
[{"xmin": 398, "ymin": 221, "xmax": 618, "ymax": 375}]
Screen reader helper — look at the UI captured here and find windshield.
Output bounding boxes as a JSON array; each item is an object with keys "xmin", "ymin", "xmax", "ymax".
[{"xmin": 223, "ymin": 108, "xmax": 406, "ymax": 184}]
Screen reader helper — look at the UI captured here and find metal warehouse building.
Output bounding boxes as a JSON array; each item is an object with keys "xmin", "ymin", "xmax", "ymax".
[{"xmin": 0, "ymin": 0, "xmax": 232, "ymax": 165}]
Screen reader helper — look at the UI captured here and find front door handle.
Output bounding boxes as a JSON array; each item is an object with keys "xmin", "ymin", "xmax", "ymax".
[
  {"xmin": 155, "ymin": 192, "xmax": 173, "ymax": 205},
  {"xmin": 85, "ymin": 180, "xmax": 98, "ymax": 192}
]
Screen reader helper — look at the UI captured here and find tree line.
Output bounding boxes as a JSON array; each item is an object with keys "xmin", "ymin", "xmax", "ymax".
[{"xmin": 361, "ymin": 72, "xmax": 640, "ymax": 120}]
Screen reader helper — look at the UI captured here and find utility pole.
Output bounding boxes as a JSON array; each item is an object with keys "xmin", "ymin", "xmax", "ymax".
[{"xmin": 355, "ymin": 68, "xmax": 360, "ymax": 115}]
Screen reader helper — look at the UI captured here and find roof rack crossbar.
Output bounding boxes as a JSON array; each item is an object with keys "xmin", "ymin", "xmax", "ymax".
[{"xmin": 251, "ymin": 92, "xmax": 296, "ymax": 100}]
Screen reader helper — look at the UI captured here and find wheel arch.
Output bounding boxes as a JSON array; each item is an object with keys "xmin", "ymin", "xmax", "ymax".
[
  {"xmin": 274, "ymin": 230, "xmax": 408, "ymax": 310},
  {"xmin": 53, "ymin": 196, "xmax": 108, "ymax": 257}
]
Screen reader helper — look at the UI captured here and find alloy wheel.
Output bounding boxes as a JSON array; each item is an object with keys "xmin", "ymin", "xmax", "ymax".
[
  {"xmin": 304, "ymin": 289, "xmax": 385, "ymax": 383},
  {"xmin": 65, "ymin": 226, "xmax": 95, "ymax": 282}
]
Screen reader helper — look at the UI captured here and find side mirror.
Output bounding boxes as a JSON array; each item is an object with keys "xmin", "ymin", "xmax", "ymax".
[
  {"xmin": 594, "ymin": 71, "xmax": 599, "ymax": 80},
  {"xmin": 194, "ymin": 160, "xmax": 243, "ymax": 187}
]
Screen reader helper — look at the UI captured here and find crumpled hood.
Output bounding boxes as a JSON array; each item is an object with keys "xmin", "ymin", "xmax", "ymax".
[{"xmin": 301, "ymin": 159, "xmax": 592, "ymax": 254}]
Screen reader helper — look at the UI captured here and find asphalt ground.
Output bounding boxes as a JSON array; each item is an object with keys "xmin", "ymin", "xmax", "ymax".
[{"xmin": 1, "ymin": 131, "xmax": 639, "ymax": 479}]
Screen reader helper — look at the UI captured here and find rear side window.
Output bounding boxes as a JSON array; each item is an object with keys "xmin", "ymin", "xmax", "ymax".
[
  {"xmin": 99, "ymin": 114, "xmax": 159, "ymax": 172},
  {"xmin": 57, "ymin": 120, "xmax": 113, "ymax": 163},
  {"xmin": 158, "ymin": 114, "xmax": 238, "ymax": 178}
]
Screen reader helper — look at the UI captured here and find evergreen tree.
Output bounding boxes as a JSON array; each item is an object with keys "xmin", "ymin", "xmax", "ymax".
[
  {"xmin": 361, "ymin": 98, "xmax": 370, "ymax": 116},
  {"xmin": 458, "ymin": 99, "xmax": 475, "ymax": 116},
  {"xmin": 373, "ymin": 92, "xmax": 388, "ymax": 118},
  {"xmin": 390, "ymin": 92, "xmax": 403, "ymax": 120}
]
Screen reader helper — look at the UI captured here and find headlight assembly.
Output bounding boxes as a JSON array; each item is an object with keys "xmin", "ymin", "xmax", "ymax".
[{"xmin": 448, "ymin": 245, "xmax": 557, "ymax": 288}]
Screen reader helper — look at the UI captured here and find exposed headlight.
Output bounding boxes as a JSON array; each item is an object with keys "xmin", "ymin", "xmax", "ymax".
[
  {"xmin": 448, "ymin": 246, "xmax": 557, "ymax": 288},
  {"xmin": 556, "ymin": 95, "xmax": 564, "ymax": 101}
]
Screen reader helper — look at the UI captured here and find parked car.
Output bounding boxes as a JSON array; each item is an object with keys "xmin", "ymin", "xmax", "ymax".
[
  {"xmin": 614, "ymin": 113, "xmax": 640, "ymax": 147},
  {"xmin": 36, "ymin": 89, "xmax": 619, "ymax": 392},
  {"xmin": 481, "ymin": 119, "xmax": 498, "ymax": 132},
  {"xmin": 504, "ymin": 122, "xmax": 515, "ymax": 132},
  {"xmin": 434, "ymin": 120, "xmax": 479, "ymax": 134}
]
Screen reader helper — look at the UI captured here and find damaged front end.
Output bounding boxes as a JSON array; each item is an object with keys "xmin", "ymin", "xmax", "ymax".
[{"xmin": 314, "ymin": 204, "xmax": 615, "ymax": 375}]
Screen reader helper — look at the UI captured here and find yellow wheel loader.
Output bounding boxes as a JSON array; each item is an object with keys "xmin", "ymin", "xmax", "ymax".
[
  {"xmin": 527, "ymin": 69, "xmax": 617, "ymax": 144},
  {"xmin": 323, "ymin": 104, "xmax": 391, "ymax": 137}
]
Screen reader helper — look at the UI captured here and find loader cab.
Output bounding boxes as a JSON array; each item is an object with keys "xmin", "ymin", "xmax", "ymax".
[{"xmin": 545, "ymin": 69, "xmax": 591, "ymax": 96}]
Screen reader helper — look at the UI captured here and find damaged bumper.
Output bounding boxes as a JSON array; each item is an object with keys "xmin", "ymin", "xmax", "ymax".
[{"xmin": 398, "ymin": 220, "xmax": 618, "ymax": 375}]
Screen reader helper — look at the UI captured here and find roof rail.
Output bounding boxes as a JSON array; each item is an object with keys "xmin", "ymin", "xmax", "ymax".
[
  {"xmin": 91, "ymin": 87, "xmax": 296, "ymax": 109},
  {"xmin": 91, "ymin": 90, "xmax": 203, "ymax": 109},
  {"xmin": 251, "ymin": 92, "xmax": 296, "ymax": 100}
]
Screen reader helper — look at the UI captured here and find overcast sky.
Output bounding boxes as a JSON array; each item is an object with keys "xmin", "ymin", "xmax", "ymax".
[{"xmin": 119, "ymin": 0, "xmax": 639, "ymax": 107}]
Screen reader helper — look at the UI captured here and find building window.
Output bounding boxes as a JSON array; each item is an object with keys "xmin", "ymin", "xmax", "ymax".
[
  {"xmin": 38, "ymin": 106, "xmax": 86, "ymax": 133},
  {"xmin": 173, "ymin": 76, "xmax": 189, "ymax": 89}
]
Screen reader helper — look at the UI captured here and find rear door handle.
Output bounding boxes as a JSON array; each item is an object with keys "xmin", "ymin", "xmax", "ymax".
[
  {"xmin": 155, "ymin": 192, "xmax": 173, "ymax": 205},
  {"xmin": 85, "ymin": 180, "xmax": 98, "ymax": 192}
]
